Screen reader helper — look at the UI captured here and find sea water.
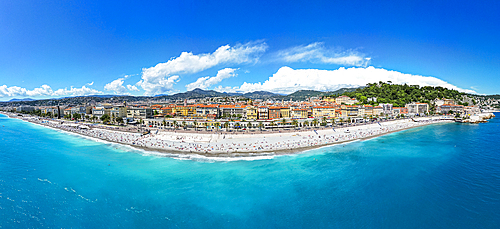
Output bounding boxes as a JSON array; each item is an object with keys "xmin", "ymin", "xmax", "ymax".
[{"xmin": 1, "ymin": 113, "xmax": 499, "ymax": 228}]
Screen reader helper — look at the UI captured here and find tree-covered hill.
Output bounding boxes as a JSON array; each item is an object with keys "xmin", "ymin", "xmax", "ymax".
[{"xmin": 339, "ymin": 81, "xmax": 466, "ymax": 107}]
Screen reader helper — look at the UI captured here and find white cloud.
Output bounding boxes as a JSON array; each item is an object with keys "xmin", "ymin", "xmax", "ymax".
[
  {"xmin": 215, "ymin": 66, "xmax": 476, "ymax": 94},
  {"xmin": 139, "ymin": 41, "xmax": 267, "ymax": 95},
  {"xmin": 105, "ymin": 77, "xmax": 142, "ymax": 94},
  {"xmin": 127, "ymin": 85, "xmax": 139, "ymax": 91},
  {"xmin": 137, "ymin": 75, "xmax": 180, "ymax": 95},
  {"xmin": 104, "ymin": 78, "xmax": 129, "ymax": 94},
  {"xmin": 51, "ymin": 86, "xmax": 103, "ymax": 97},
  {"xmin": 185, "ymin": 68, "xmax": 237, "ymax": 91},
  {"xmin": 86, "ymin": 81, "xmax": 94, "ymax": 86},
  {"xmin": 0, "ymin": 84, "xmax": 102, "ymax": 98},
  {"xmin": 277, "ymin": 42, "xmax": 369, "ymax": 66}
]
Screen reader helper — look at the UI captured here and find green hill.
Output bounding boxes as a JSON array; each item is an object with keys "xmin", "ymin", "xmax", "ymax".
[{"xmin": 340, "ymin": 82, "xmax": 466, "ymax": 107}]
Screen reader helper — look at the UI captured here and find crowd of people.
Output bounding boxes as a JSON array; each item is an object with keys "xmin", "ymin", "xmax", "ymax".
[{"xmin": 8, "ymin": 112, "xmax": 448, "ymax": 156}]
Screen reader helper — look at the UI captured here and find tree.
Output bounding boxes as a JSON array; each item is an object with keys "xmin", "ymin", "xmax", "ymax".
[
  {"xmin": 303, "ymin": 120, "xmax": 309, "ymax": 127},
  {"xmin": 173, "ymin": 120, "xmax": 178, "ymax": 129},
  {"xmin": 291, "ymin": 119, "xmax": 298, "ymax": 129},
  {"xmin": 321, "ymin": 117, "xmax": 327, "ymax": 126},
  {"xmin": 281, "ymin": 118, "xmax": 287, "ymax": 126},
  {"xmin": 258, "ymin": 121, "xmax": 264, "ymax": 131},
  {"xmin": 193, "ymin": 121, "xmax": 198, "ymax": 131},
  {"xmin": 116, "ymin": 117, "xmax": 124, "ymax": 124},
  {"xmin": 247, "ymin": 121, "xmax": 252, "ymax": 129},
  {"xmin": 312, "ymin": 118, "xmax": 318, "ymax": 127},
  {"xmin": 101, "ymin": 114, "xmax": 110, "ymax": 123},
  {"xmin": 162, "ymin": 119, "xmax": 167, "ymax": 127},
  {"xmin": 182, "ymin": 121, "xmax": 186, "ymax": 129},
  {"xmin": 73, "ymin": 113, "xmax": 81, "ymax": 120}
]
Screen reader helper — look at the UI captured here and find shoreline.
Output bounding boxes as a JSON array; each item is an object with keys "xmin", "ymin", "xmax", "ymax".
[{"xmin": 1, "ymin": 112, "xmax": 453, "ymax": 158}]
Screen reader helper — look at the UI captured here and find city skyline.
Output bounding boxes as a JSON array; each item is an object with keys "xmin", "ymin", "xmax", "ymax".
[{"xmin": 1, "ymin": 0, "xmax": 499, "ymax": 101}]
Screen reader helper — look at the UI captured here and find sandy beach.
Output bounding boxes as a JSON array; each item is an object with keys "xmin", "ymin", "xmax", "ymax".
[{"xmin": 1, "ymin": 111, "xmax": 454, "ymax": 158}]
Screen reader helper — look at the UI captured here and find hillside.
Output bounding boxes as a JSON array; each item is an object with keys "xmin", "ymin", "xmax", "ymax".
[{"xmin": 340, "ymin": 82, "xmax": 466, "ymax": 107}]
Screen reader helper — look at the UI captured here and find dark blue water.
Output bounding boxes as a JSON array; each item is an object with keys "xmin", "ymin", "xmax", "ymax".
[{"xmin": 1, "ymin": 113, "xmax": 499, "ymax": 228}]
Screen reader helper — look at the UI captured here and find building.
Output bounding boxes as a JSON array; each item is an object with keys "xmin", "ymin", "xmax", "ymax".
[
  {"xmin": 246, "ymin": 106, "xmax": 258, "ymax": 120},
  {"xmin": 291, "ymin": 109, "xmax": 308, "ymax": 119},
  {"xmin": 436, "ymin": 104, "xmax": 464, "ymax": 114},
  {"xmin": 335, "ymin": 96, "xmax": 351, "ymax": 105},
  {"xmin": 312, "ymin": 106, "xmax": 336, "ymax": 118},
  {"xmin": 406, "ymin": 103, "xmax": 429, "ymax": 115},
  {"xmin": 392, "ymin": 107, "xmax": 408, "ymax": 116},
  {"xmin": 16, "ymin": 105, "xmax": 35, "ymax": 113},
  {"xmin": 363, "ymin": 105, "xmax": 374, "ymax": 117},
  {"xmin": 196, "ymin": 104, "xmax": 219, "ymax": 119},
  {"xmin": 464, "ymin": 106, "xmax": 480, "ymax": 116},
  {"xmin": 434, "ymin": 98, "xmax": 456, "ymax": 107},
  {"xmin": 172, "ymin": 106, "xmax": 196, "ymax": 117},
  {"xmin": 110, "ymin": 106, "xmax": 127, "ymax": 118},
  {"xmin": 92, "ymin": 106, "xmax": 110, "ymax": 118},
  {"xmin": 280, "ymin": 107, "xmax": 290, "ymax": 118},
  {"xmin": 258, "ymin": 106, "xmax": 269, "ymax": 119},
  {"xmin": 268, "ymin": 107, "xmax": 282, "ymax": 120},
  {"xmin": 340, "ymin": 105, "xmax": 358, "ymax": 119},
  {"xmin": 380, "ymin": 103, "xmax": 393, "ymax": 115},
  {"xmin": 219, "ymin": 105, "xmax": 246, "ymax": 118},
  {"xmin": 373, "ymin": 106, "xmax": 383, "ymax": 116},
  {"xmin": 126, "ymin": 107, "xmax": 153, "ymax": 120}
]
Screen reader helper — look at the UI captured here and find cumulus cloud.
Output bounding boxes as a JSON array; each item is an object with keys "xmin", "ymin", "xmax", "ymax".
[
  {"xmin": 86, "ymin": 81, "xmax": 94, "ymax": 86},
  {"xmin": 139, "ymin": 41, "xmax": 267, "ymax": 95},
  {"xmin": 0, "ymin": 84, "xmax": 102, "ymax": 98},
  {"xmin": 277, "ymin": 42, "xmax": 369, "ymax": 66},
  {"xmin": 215, "ymin": 66, "xmax": 476, "ymax": 94},
  {"xmin": 104, "ymin": 78, "xmax": 129, "ymax": 94},
  {"xmin": 127, "ymin": 85, "xmax": 139, "ymax": 91},
  {"xmin": 185, "ymin": 68, "xmax": 238, "ymax": 91}
]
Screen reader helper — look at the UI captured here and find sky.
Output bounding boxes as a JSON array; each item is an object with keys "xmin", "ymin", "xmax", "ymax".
[{"xmin": 0, "ymin": 0, "xmax": 499, "ymax": 101}]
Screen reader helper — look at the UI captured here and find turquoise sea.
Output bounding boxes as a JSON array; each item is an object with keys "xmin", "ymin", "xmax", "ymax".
[{"xmin": 1, "ymin": 113, "xmax": 499, "ymax": 228}]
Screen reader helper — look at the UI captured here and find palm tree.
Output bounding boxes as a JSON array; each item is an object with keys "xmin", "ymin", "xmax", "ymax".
[
  {"xmin": 182, "ymin": 121, "xmax": 186, "ymax": 129},
  {"xmin": 281, "ymin": 118, "xmax": 287, "ymax": 126},
  {"xmin": 312, "ymin": 118, "xmax": 318, "ymax": 127},
  {"xmin": 303, "ymin": 120, "xmax": 309, "ymax": 127},
  {"xmin": 258, "ymin": 121, "xmax": 264, "ymax": 131},
  {"xmin": 291, "ymin": 119, "xmax": 298, "ymax": 129},
  {"xmin": 173, "ymin": 120, "xmax": 178, "ymax": 129},
  {"xmin": 223, "ymin": 121, "xmax": 229, "ymax": 131},
  {"xmin": 321, "ymin": 116, "xmax": 327, "ymax": 126},
  {"xmin": 162, "ymin": 119, "xmax": 166, "ymax": 127},
  {"xmin": 215, "ymin": 122, "xmax": 221, "ymax": 131},
  {"xmin": 234, "ymin": 122, "xmax": 240, "ymax": 129},
  {"xmin": 193, "ymin": 121, "xmax": 198, "ymax": 131},
  {"xmin": 247, "ymin": 121, "xmax": 252, "ymax": 129}
]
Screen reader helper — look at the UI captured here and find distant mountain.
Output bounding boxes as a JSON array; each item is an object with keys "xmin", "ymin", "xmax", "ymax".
[
  {"xmin": 156, "ymin": 88, "xmax": 231, "ymax": 100},
  {"xmin": 8, "ymin": 98, "xmax": 35, "ymax": 102},
  {"xmin": 329, "ymin": 87, "xmax": 360, "ymax": 95},
  {"xmin": 242, "ymin": 91, "xmax": 281, "ymax": 99}
]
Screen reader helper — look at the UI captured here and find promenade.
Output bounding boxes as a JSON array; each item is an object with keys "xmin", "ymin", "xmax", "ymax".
[{"xmin": 2, "ymin": 111, "xmax": 452, "ymax": 157}]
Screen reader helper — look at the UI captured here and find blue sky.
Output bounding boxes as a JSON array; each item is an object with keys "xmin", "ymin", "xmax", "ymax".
[{"xmin": 1, "ymin": 0, "xmax": 499, "ymax": 100}]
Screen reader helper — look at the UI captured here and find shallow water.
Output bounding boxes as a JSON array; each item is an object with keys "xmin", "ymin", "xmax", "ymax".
[{"xmin": 1, "ymin": 114, "xmax": 499, "ymax": 228}]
